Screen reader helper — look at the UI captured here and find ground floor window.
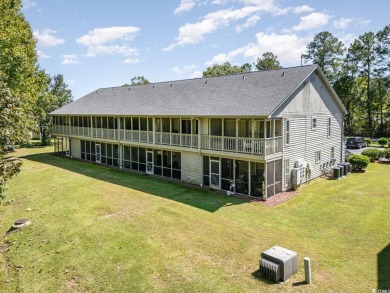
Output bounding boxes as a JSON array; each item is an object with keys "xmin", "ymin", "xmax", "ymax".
[
  {"xmin": 122, "ymin": 145, "xmax": 181, "ymax": 180},
  {"xmin": 202, "ymin": 155, "xmax": 265, "ymax": 197},
  {"xmin": 266, "ymin": 160, "xmax": 282, "ymax": 198},
  {"xmin": 54, "ymin": 136, "xmax": 70, "ymax": 156},
  {"xmin": 80, "ymin": 140, "xmax": 118, "ymax": 166}
]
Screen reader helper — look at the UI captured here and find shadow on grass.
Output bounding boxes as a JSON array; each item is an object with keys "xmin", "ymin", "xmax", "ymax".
[
  {"xmin": 251, "ymin": 269, "xmax": 276, "ymax": 285},
  {"xmin": 378, "ymin": 243, "xmax": 390, "ymax": 289},
  {"xmin": 21, "ymin": 153, "xmax": 247, "ymax": 213}
]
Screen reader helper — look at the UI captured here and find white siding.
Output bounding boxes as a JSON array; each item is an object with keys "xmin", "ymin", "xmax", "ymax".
[
  {"xmin": 280, "ymin": 74, "xmax": 344, "ymax": 189},
  {"xmin": 71, "ymin": 138, "xmax": 81, "ymax": 159},
  {"xmin": 181, "ymin": 152, "xmax": 202, "ymax": 185}
]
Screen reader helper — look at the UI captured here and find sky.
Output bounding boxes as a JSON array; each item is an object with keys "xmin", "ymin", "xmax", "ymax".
[{"xmin": 22, "ymin": 0, "xmax": 389, "ymax": 100}]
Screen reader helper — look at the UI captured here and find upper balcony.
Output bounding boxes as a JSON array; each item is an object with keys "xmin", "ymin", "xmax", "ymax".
[{"xmin": 52, "ymin": 116, "xmax": 283, "ymax": 157}]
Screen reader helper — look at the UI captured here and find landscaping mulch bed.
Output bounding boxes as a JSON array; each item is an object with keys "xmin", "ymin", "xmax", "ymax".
[{"xmin": 261, "ymin": 190, "xmax": 298, "ymax": 207}]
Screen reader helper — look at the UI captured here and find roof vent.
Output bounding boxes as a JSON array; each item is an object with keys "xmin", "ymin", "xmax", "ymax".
[
  {"xmin": 282, "ymin": 72, "xmax": 285, "ymax": 77},
  {"xmin": 128, "ymin": 87, "xmax": 131, "ymax": 90},
  {"xmin": 242, "ymin": 75, "xmax": 245, "ymax": 79},
  {"xmin": 170, "ymin": 84, "xmax": 173, "ymax": 87},
  {"xmin": 153, "ymin": 85, "xmax": 155, "ymax": 88},
  {"xmin": 205, "ymin": 80, "xmax": 208, "ymax": 84}
]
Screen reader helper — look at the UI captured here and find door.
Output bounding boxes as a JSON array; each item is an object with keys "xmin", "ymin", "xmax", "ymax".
[
  {"xmin": 210, "ymin": 159, "xmax": 221, "ymax": 189},
  {"xmin": 146, "ymin": 150, "xmax": 153, "ymax": 174},
  {"xmin": 95, "ymin": 143, "xmax": 101, "ymax": 163}
]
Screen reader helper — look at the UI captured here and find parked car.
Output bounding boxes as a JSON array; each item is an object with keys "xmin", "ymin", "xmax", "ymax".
[
  {"xmin": 345, "ymin": 149, "xmax": 352, "ymax": 162},
  {"xmin": 346, "ymin": 137, "xmax": 367, "ymax": 149}
]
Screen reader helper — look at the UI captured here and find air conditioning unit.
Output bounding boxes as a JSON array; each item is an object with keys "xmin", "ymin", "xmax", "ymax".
[
  {"xmin": 259, "ymin": 246, "xmax": 298, "ymax": 282},
  {"xmin": 291, "ymin": 168, "xmax": 301, "ymax": 186},
  {"xmin": 259, "ymin": 258, "xmax": 280, "ymax": 282}
]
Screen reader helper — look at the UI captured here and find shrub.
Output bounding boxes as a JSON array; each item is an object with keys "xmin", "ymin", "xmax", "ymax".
[
  {"xmin": 361, "ymin": 149, "xmax": 380, "ymax": 162},
  {"xmin": 365, "ymin": 138, "xmax": 372, "ymax": 146},
  {"xmin": 383, "ymin": 149, "xmax": 390, "ymax": 160},
  {"xmin": 348, "ymin": 154, "xmax": 370, "ymax": 170},
  {"xmin": 378, "ymin": 137, "xmax": 388, "ymax": 147}
]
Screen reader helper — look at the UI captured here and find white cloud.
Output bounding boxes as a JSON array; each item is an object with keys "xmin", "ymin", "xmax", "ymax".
[
  {"xmin": 37, "ymin": 50, "xmax": 50, "ymax": 59},
  {"xmin": 206, "ymin": 32, "xmax": 307, "ymax": 67},
  {"xmin": 174, "ymin": 0, "xmax": 196, "ymax": 14},
  {"xmin": 204, "ymin": 46, "xmax": 249, "ymax": 66},
  {"xmin": 77, "ymin": 26, "xmax": 140, "ymax": 46},
  {"xmin": 170, "ymin": 64, "xmax": 198, "ymax": 74},
  {"xmin": 333, "ymin": 18, "xmax": 353, "ymax": 29},
  {"xmin": 62, "ymin": 54, "xmax": 80, "ymax": 65},
  {"xmin": 67, "ymin": 80, "xmax": 77, "ymax": 85},
  {"xmin": 290, "ymin": 12, "xmax": 330, "ymax": 32},
  {"xmin": 236, "ymin": 15, "xmax": 260, "ymax": 32},
  {"xmin": 191, "ymin": 70, "xmax": 203, "ymax": 78},
  {"xmin": 293, "ymin": 5, "xmax": 314, "ymax": 14},
  {"xmin": 34, "ymin": 29, "xmax": 65, "ymax": 48},
  {"xmin": 359, "ymin": 19, "xmax": 371, "ymax": 28},
  {"xmin": 338, "ymin": 33, "xmax": 356, "ymax": 48},
  {"xmin": 123, "ymin": 58, "xmax": 141, "ymax": 64},
  {"xmin": 86, "ymin": 45, "xmax": 138, "ymax": 57},
  {"xmin": 164, "ymin": 1, "xmax": 276, "ymax": 50},
  {"xmin": 77, "ymin": 26, "xmax": 140, "ymax": 59}
]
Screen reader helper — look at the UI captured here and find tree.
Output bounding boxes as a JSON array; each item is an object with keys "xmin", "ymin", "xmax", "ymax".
[
  {"xmin": 254, "ymin": 52, "xmax": 281, "ymax": 70},
  {"xmin": 36, "ymin": 74, "xmax": 73, "ymax": 145},
  {"xmin": 302, "ymin": 31, "xmax": 345, "ymax": 83},
  {"xmin": 202, "ymin": 62, "xmax": 249, "ymax": 77},
  {"xmin": 348, "ymin": 32, "xmax": 379, "ymax": 134},
  {"xmin": 0, "ymin": 0, "xmax": 44, "ymax": 197},
  {"xmin": 131, "ymin": 76, "xmax": 150, "ymax": 85},
  {"xmin": 0, "ymin": 78, "xmax": 24, "ymax": 197}
]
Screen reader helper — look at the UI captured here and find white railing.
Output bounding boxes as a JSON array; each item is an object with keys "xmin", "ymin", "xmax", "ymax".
[
  {"xmin": 162, "ymin": 132, "xmax": 171, "ymax": 145},
  {"xmin": 171, "ymin": 133, "xmax": 180, "ymax": 146},
  {"xmin": 201, "ymin": 135, "xmax": 280, "ymax": 156},
  {"xmin": 53, "ymin": 124, "xmax": 282, "ymax": 156}
]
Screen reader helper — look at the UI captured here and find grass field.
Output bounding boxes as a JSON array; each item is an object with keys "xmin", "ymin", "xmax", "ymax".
[{"xmin": 1, "ymin": 147, "xmax": 389, "ymax": 292}]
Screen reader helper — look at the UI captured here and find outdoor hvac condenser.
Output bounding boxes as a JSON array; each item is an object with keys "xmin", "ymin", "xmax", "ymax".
[{"xmin": 259, "ymin": 246, "xmax": 298, "ymax": 282}]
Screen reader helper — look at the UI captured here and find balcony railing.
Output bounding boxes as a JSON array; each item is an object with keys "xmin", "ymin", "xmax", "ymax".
[
  {"xmin": 201, "ymin": 135, "xmax": 282, "ymax": 155},
  {"xmin": 53, "ymin": 126, "xmax": 282, "ymax": 156}
]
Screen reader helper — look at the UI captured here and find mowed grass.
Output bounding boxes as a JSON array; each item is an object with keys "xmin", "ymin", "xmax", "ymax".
[{"xmin": 1, "ymin": 147, "xmax": 389, "ymax": 292}]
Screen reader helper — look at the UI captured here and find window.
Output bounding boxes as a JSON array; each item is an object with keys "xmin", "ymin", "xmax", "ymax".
[
  {"xmin": 284, "ymin": 159, "xmax": 290, "ymax": 187},
  {"xmin": 312, "ymin": 117, "xmax": 317, "ymax": 130},
  {"xmin": 285, "ymin": 119, "xmax": 290, "ymax": 145},
  {"xmin": 315, "ymin": 151, "xmax": 321, "ymax": 163},
  {"xmin": 328, "ymin": 118, "xmax": 331, "ymax": 137}
]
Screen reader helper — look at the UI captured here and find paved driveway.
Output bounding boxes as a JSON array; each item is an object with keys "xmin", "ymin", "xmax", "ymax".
[{"xmin": 347, "ymin": 146, "xmax": 377, "ymax": 155}]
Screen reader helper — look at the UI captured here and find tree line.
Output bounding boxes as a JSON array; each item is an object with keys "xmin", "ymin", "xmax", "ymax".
[{"xmin": 0, "ymin": 0, "xmax": 72, "ymax": 197}]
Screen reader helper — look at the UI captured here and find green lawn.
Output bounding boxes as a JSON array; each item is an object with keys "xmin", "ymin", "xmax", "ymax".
[{"xmin": 1, "ymin": 147, "xmax": 389, "ymax": 292}]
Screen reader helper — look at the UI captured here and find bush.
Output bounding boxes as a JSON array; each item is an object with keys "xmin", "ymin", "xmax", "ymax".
[
  {"xmin": 378, "ymin": 137, "xmax": 388, "ymax": 147},
  {"xmin": 365, "ymin": 138, "xmax": 372, "ymax": 146},
  {"xmin": 361, "ymin": 149, "xmax": 380, "ymax": 162},
  {"xmin": 383, "ymin": 149, "xmax": 390, "ymax": 160},
  {"xmin": 348, "ymin": 154, "xmax": 370, "ymax": 170}
]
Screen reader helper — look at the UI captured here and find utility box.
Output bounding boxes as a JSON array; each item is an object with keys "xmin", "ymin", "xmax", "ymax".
[
  {"xmin": 332, "ymin": 166, "xmax": 340, "ymax": 179},
  {"xmin": 260, "ymin": 246, "xmax": 298, "ymax": 282},
  {"xmin": 291, "ymin": 168, "xmax": 301, "ymax": 186}
]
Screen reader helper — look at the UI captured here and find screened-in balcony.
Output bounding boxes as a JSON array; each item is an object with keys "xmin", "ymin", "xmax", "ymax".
[
  {"xmin": 201, "ymin": 118, "xmax": 283, "ymax": 156},
  {"xmin": 52, "ymin": 116, "xmax": 283, "ymax": 156}
]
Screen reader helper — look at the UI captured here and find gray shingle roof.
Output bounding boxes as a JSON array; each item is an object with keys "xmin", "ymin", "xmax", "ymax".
[{"xmin": 52, "ymin": 65, "xmax": 322, "ymax": 117}]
